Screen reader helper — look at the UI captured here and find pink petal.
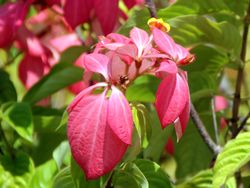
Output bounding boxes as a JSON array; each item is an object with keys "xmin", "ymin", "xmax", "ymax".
[
  {"xmin": 116, "ymin": 44, "xmax": 138, "ymax": 60},
  {"xmin": 107, "ymin": 33, "xmax": 131, "ymax": 44},
  {"xmin": 130, "ymin": 27, "xmax": 149, "ymax": 58},
  {"xmin": 174, "ymin": 98, "xmax": 190, "ymax": 141},
  {"xmin": 49, "ymin": 33, "xmax": 81, "ymax": 52},
  {"xmin": 67, "ymin": 89, "xmax": 128, "ymax": 179},
  {"xmin": 83, "ymin": 54, "xmax": 110, "ymax": 81},
  {"xmin": 107, "ymin": 52, "xmax": 127, "ymax": 82},
  {"xmin": 152, "ymin": 28, "xmax": 190, "ymax": 62},
  {"xmin": 152, "ymin": 28, "xmax": 177, "ymax": 59},
  {"xmin": 18, "ymin": 54, "xmax": 50, "ymax": 89},
  {"xmin": 165, "ymin": 137, "xmax": 174, "ymax": 155},
  {"xmin": 0, "ymin": 1, "xmax": 29, "ymax": 48},
  {"xmin": 64, "ymin": 0, "xmax": 93, "ymax": 29},
  {"xmin": 108, "ymin": 86, "xmax": 133, "ymax": 144},
  {"xmin": 94, "ymin": 0, "xmax": 119, "ymax": 35},
  {"xmin": 155, "ymin": 60, "xmax": 178, "ymax": 78},
  {"xmin": 156, "ymin": 73, "xmax": 189, "ymax": 128},
  {"xmin": 123, "ymin": 0, "xmax": 143, "ymax": 9},
  {"xmin": 45, "ymin": 0, "xmax": 61, "ymax": 6},
  {"xmin": 16, "ymin": 26, "xmax": 47, "ymax": 57},
  {"xmin": 214, "ymin": 96, "xmax": 228, "ymax": 112}
]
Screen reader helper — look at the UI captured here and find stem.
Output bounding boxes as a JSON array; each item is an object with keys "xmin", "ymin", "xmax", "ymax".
[
  {"xmin": 211, "ymin": 98, "xmax": 219, "ymax": 144},
  {"xmin": 145, "ymin": 0, "xmax": 157, "ymax": 18},
  {"xmin": 231, "ymin": 1, "xmax": 250, "ymax": 134},
  {"xmin": 232, "ymin": 112, "xmax": 250, "ymax": 138},
  {"xmin": 190, "ymin": 103, "xmax": 221, "ymax": 155}
]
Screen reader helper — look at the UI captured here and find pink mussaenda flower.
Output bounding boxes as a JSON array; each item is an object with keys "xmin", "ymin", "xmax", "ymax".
[
  {"xmin": 152, "ymin": 27, "xmax": 194, "ymax": 140},
  {"xmin": 67, "ymin": 24, "xmax": 195, "ymax": 178},
  {"xmin": 0, "ymin": 1, "xmax": 30, "ymax": 48},
  {"xmin": 67, "ymin": 54, "xmax": 133, "ymax": 179}
]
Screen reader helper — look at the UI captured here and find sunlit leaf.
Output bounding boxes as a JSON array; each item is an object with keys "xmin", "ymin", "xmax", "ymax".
[
  {"xmin": 0, "ymin": 152, "xmax": 34, "ymax": 188},
  {"xmin": 22, "ymin": 62, "xmax": 84, "ymax": 104},
  {"xmin": 126, "ymin": 75, "xmax": 160, "ymax": 102},
  {"xmin": 28, "ymin": 160, "xmax": 57, "ymax": 188},
  {"xmin": 52, "ymin": 167, "xmax": 75, "ymax": 188},
  {"xmin": 113, "ymin": 162, "xmax": 149, "ymax": 188},
  {"xmin": 213, "ymin": 132, "xmax": 250, "ymax": 187},
  {"xmin": 1, "ymin": 102, "xmax": 33, "ymax": 142}
]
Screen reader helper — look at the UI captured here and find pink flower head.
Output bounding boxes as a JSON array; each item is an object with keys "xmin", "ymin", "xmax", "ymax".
[
  {"xmin": 152, "ymin": 27, "xmax": 195, "ymax": 140},
  {"xmin": 0, "ymin": 1, "xmax": 30, "ymax": 48},
  {"xmin": 67, "ymin": 53, "xmax": 133, "ymax": 179}
]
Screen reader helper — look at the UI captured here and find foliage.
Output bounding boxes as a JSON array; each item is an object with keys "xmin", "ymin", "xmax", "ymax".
[{"xmin": 0, "ymin": 0, "xmax": 250, "ymax": 187}]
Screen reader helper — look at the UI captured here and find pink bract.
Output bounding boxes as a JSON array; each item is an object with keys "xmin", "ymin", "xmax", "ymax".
[
  {"xmin": 67, "ymin": 54, "xmax": 133, "ymax": 179},
  {"xmin": 0, "ymin": 1, "xmax": 30, "ymax": 48}
]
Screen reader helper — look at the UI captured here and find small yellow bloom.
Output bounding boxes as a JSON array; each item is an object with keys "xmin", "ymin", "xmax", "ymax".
[{"xmin": 147, "ymin": 18, "xmax": 170, "ymax": 32}]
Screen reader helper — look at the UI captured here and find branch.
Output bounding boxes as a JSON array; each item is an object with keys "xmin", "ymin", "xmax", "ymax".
[
  {"xmin": 231, "ymin": 2, "xmax": 250, "ymax": 133},
  {"xmin": 190, "ymin": 103, "xmax": 221, "ymax": 155},
  {"xmin": 145, "ymin": 0, "xmax": 157, "ymax": 18},
  {"xmin": 232, "ymin": 112, "xmax": 250, "ymax": 138}
]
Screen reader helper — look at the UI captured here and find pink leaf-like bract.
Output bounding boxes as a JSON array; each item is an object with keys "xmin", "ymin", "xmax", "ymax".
[
  {"xmin": 94, "ymin": 0, "xmax": 119, "ymax": 35},
  {"xmin": 64, "ymin": 0, "xmax": 93, "ymax": 29},
  {"xmin": 130, "ymin": 27, "xmax": 149, "ymax": 58},
  {"xmin": 152, "ymin": 28, "xmax": 189, "ymax": 62},
  {"xmin": 67, "ymin": 85, "xmax": 128, "ymax": 179},
  {"xmin": 0, "ymin": 1, "xmax": 29, "ymax": 48},
  {"xmin": 156, "ymin": 73, "xmax": 188, "ymax": 128},
  {"xmin": 18, "ymin": 54, "xmax": 49, "ymax": 89},
  {"xmin": 83, "ymin": 54, "xmax": 109, "ymax": 81},
  {"xmin": 108, "ymin": 86, "xmax": 133, "ymax": 144}
]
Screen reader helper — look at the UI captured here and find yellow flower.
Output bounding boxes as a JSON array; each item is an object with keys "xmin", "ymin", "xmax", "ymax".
[{"xmin": 147, "ymin": 18, "xmax": 170, "ymax": 32}]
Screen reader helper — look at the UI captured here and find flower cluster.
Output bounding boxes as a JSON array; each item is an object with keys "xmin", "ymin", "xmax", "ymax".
[{"xmin": 67, "ymin": 19, "xmax": 195, "ymax": 179}]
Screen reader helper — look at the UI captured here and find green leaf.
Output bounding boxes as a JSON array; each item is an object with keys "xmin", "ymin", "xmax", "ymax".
[
  {"xmin": 189, "ymin": 72, "xmax": 217, "ymax": 102},
  {"xmin": 31, "ymin": 114, "xmax": 67, "ymax": 165},
  {"xmin": 223, "ymin": 0, "xmax": 249, "ymax": 17},
  {"xmin": 70, "ymin": 158, "xmax": 101, "ymax": 188},
  {"xmin": 53, "ymin": 141, "xmax": 71, "ymax": 170},
  {"xmin": 118, "ymin": 8, "xmax": 150, "ymax": 35},
  {"xmin": 143, "ymin": 109, "xmax": 173, "ymax": 162},
  {"xmin": 134, "ymin": 159, "xmax": 172, "ymax": 188},
  {"xmin": 0, "ymin": 152, "xmax": 35, "ymax": 188},
  {"xmin": 60, "ymin": 46, "xmax": 87, "ymax": 64},
  {"xmin": 113, "ymin": 162, "xmax": 149, "ymax": 188},
  {"xmin": 158, "ymin": 0, "xmax": 231, "ymax": 19},
  {"xmin": 126, "ymin": 75, "xmax": 160, "ymax": 102},
  {"xmin": 0, "ymin": 70, "xmax": 17, "ymax": 105},
  {"xmin": 177, "ymin": 170, "xmax": 213, "ymax": 188},
  {"xmin": 52, "ymin": 167, "xmax": 75, "ymax": 188},
  {"xmin": 167, "ymin": 15, "xmax": 241, "ymax": 55},
  {"xmin": 174, "ymin": 115, "xmax": 213, "ymax": 179},
  {"xmin": 131, "ymin": 103, "xmax": 151, "ymax": 149},
  {"xmin": 28, "ymin": 160, "xmax": 57, "ymax": 188},
  {"xmin": 22, "ymin": 62, "xmax": 84, "ymax": 104},
  {"xmin": 187, "ymin": 45, "xmax": 229, "ymax": 74},
  {"xmin": 213, "ymin": 132, "xmax": 250, "ymax": 187},
  {"xmin": 176, "ymin": 169, "xmax": 236, "ymax": 188},
  {"xmin": 1, "ymin": 102, "xmax": 33, "ymax": 142}
]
